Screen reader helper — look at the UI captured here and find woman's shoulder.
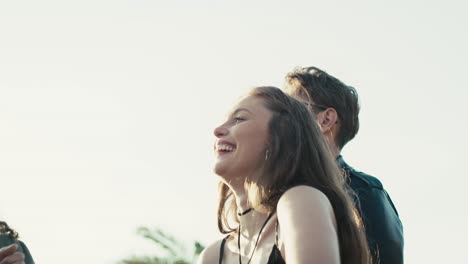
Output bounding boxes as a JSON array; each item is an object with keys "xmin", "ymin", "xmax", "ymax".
[
  {"xmin": 275, "ymin": 186, "xmax": 340, "ymax": 263},
  {"xmin": 197, "ymin": 236, "xmax": 229, "ymax": 264},
  {"xmin": 278, "ymin": 185, "xmax": 333, "ymax": 210},
  {"xmin": 277, "ymin": 185, "xmax": 336, "ymax": 227}
]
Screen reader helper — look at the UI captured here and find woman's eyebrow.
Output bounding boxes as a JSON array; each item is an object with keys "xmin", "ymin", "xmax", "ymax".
[{"xmin": 230, "ymin": 108, "xmax": 252, "ymax": 116}]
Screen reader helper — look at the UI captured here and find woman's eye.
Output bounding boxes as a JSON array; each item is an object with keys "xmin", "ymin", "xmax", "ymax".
[{"xmin": 233, "ymin": 117, "xmax": 245, "ymax": 124}]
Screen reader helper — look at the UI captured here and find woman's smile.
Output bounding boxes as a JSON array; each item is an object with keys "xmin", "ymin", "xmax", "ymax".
[{"xmin": 215, "ymin": 140, "xmax": 236, "ymax": 157}]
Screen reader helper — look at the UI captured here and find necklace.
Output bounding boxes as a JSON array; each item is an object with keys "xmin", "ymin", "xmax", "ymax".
[
  {"xmin": 238, "ymin": 208, "xmax": 253, "ymax": 216},
  {"xmin": 238, "ymin": 212, "xmax": 274, "ymax": 264}
]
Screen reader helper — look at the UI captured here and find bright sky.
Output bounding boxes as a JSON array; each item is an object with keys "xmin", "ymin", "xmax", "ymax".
[{"xmin": 0, "ymin": 1, "xmax": 467, "ymax": 263}]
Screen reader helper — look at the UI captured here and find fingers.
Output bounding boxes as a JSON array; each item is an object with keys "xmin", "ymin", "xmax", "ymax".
[
  {"xmin": 0, "ymin": 251, "xmax": 25, "ymax": 264},
  {"xmin": 0, "ymin": 245, "xmax": 17, "ymax": 258},
  {"xmin": 0, "ymin": 245, "xmax": 25, "ymax": 264}
]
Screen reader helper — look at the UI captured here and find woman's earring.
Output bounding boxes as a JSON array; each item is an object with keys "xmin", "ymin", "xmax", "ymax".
[{"xmin": 265, "ymin": 149, "xmax": 270, "ymax": 161}]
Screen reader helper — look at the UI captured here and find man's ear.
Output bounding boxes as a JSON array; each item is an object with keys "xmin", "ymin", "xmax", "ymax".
[{"xmin": 316, "ymin": 108, "xmax": 338, "ymax": 133}]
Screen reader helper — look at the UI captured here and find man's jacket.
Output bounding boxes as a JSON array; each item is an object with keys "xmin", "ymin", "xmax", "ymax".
[{"xmin": 338, "ymin": 156, "xmax": 404, "ymax": 264}]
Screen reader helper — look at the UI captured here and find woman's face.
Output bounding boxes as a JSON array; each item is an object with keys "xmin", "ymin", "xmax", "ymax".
[{"xmin": 213, "ymin": 95, "xmax": 272, "ymax": 181}]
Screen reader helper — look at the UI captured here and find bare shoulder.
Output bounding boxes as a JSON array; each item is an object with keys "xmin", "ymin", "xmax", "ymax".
[
  {"xmin": 197, "ymin": 238, "xmax": 225, "ymax": 264},
  {"xmin": 277, "ymin": 185, "xmax": 336, "ymax": 227},
  {"xmin": 276, "ymin": 185, "xmax": 340, "ymax": 263},
  {"xmin": 278, "ymin": 185, "xmax": 333, "ymax": 211}
]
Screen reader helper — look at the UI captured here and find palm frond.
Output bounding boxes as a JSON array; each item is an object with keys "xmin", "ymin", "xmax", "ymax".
[{"xmin": 119, "ymin": 226, "xmax": 205, "ymax": 264}]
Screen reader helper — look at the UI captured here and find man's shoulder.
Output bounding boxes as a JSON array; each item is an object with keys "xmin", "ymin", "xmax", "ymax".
[
  {"xmin": 338, "ymin": 157, "xmax": 404, "ymax": 264},
  {"xmin": 338, "ymin": 156, "xmax": 384, "ymax": 190},
  {"xmin": 348, "ymin": 168, "xmax": 384, "ymax": 190}
]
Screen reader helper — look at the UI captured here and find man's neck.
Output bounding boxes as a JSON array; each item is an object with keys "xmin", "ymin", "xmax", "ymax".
[
  {"xmin": 323, "ymin": 131, "xmax": 340, "ymax": 158},
  {"xmin": 327, "ymin": 141, "xmax": 340, "ymax": 158}
]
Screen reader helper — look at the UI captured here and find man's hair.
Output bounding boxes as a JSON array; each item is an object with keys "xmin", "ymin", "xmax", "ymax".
[
  {"xmin": 285, "ymin": 66, "xmax": 360, "ymax": 149},
  {"xmin": 216, "ymin": 86, "xmax": 371, "ymax": 264}
]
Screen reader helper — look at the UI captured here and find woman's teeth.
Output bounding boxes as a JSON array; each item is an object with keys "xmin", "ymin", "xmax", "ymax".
[{"xmin": 218, "ymin": 144, "xmax": 234, "ymax": 152}]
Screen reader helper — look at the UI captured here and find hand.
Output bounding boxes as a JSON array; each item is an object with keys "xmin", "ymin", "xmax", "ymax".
[{"xmin": 0, "ymin": 244, "xmax": 25, "ymax": 264}]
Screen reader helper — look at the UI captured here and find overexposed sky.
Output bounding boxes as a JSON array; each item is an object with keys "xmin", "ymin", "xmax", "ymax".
[{"xmin": 1, "ymin": 1, "xmax": 467, "ymax": 263}]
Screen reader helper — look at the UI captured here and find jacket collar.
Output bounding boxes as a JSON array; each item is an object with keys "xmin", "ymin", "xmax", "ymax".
[
  {"xmin": 336, "ymin": 155, "xmax": 353, "ymax": 183},
  {"xmin": 337, "ymin": 155, "xmax": 347, "ymax": 168}
]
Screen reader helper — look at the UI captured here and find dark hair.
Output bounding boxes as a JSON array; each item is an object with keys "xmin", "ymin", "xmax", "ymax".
[
  {"xmin": 285, "ymin": 66, "xmax": 360, "ymax": 149},
  {"xmin": 217, "ymin": 86, "xmax": 370, "ymax": 264},
  {"xmin": 0, "ymin": 221, "xmax": 19, "ymax": 239}
]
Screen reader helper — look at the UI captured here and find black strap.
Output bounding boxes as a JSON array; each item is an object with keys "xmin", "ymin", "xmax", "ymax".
[
  {"xmin": 275, "ymin": 219, "xmax": 279, "ymax": 246},
  {"xmin": 219, "ymin": 235, "xmax": 229, "ymax": 264},
  {"xmin": 238, "ymin": 212, "xmax": 274, "ymax": 264},
  {"xmin": 238, "ymin": 208, "xmax": 254, "ymax": 216}
]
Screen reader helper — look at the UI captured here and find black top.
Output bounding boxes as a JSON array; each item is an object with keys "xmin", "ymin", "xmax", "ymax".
[
  {"xmin": 338, "ymin": 155, "xmax": 404, "ymax": 264},
  {"xmin": 219, "ymin": 220, "xmax": 285, "ymax": 264},
  {"xmin": 219, "ymin": 156, "xmax": 404, "ymax": 264}
]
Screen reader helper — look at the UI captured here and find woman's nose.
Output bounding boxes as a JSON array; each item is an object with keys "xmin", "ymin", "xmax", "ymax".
[{"xmin": 213, "ymin": 124, "xmax": 228, "ymax": 138}]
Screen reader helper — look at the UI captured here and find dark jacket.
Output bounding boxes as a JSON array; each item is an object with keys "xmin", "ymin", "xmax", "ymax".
[
  {"xmin": 0, "ymin": 234, "xmax": 35, "ymax": 264},
  {"xmin": 338, "ymin": 156, "xmax": 404, "ymax": 264}
]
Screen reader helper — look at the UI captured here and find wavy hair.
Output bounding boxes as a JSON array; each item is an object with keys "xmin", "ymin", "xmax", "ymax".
[
  {"xmin": 216, "ymin": 86, "xmax": 370, "ymax": 264},
  {"xmin": 0, "ymin": 221, "xmax": 19, "ymax": 239},
  {"xmin": 285, "ymin": 66, "xmax": 360, "ymax": 150}
]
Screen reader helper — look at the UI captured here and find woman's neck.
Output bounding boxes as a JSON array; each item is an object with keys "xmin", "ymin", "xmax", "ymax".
[{"xmin": 230, "ymin": 185, "xmax": 270, "ymax": 238}]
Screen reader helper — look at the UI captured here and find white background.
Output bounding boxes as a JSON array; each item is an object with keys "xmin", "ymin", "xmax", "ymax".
[{"xmin": 1, "ymin": 0, "xmax": 467, "ymax": 263}]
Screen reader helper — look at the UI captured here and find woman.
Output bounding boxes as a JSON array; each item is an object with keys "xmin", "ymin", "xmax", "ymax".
[
  {"xmin": 0, "ymin": 221, "xmax": 35, "ymax": 264},
  {"xmin": 198, "ymin": 87, "xmax": 370, "ymax": 264}
]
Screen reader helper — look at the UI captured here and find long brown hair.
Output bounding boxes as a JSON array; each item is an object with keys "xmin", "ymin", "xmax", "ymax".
[{"xmin": 216, "ymin": 86, "xmax": 370, "ymax": 264}]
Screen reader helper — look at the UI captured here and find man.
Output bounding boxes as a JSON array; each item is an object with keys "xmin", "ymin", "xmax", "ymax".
[{"xmin": 284, "ymin": 66, "xmax": 404, "ymax": 263}]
